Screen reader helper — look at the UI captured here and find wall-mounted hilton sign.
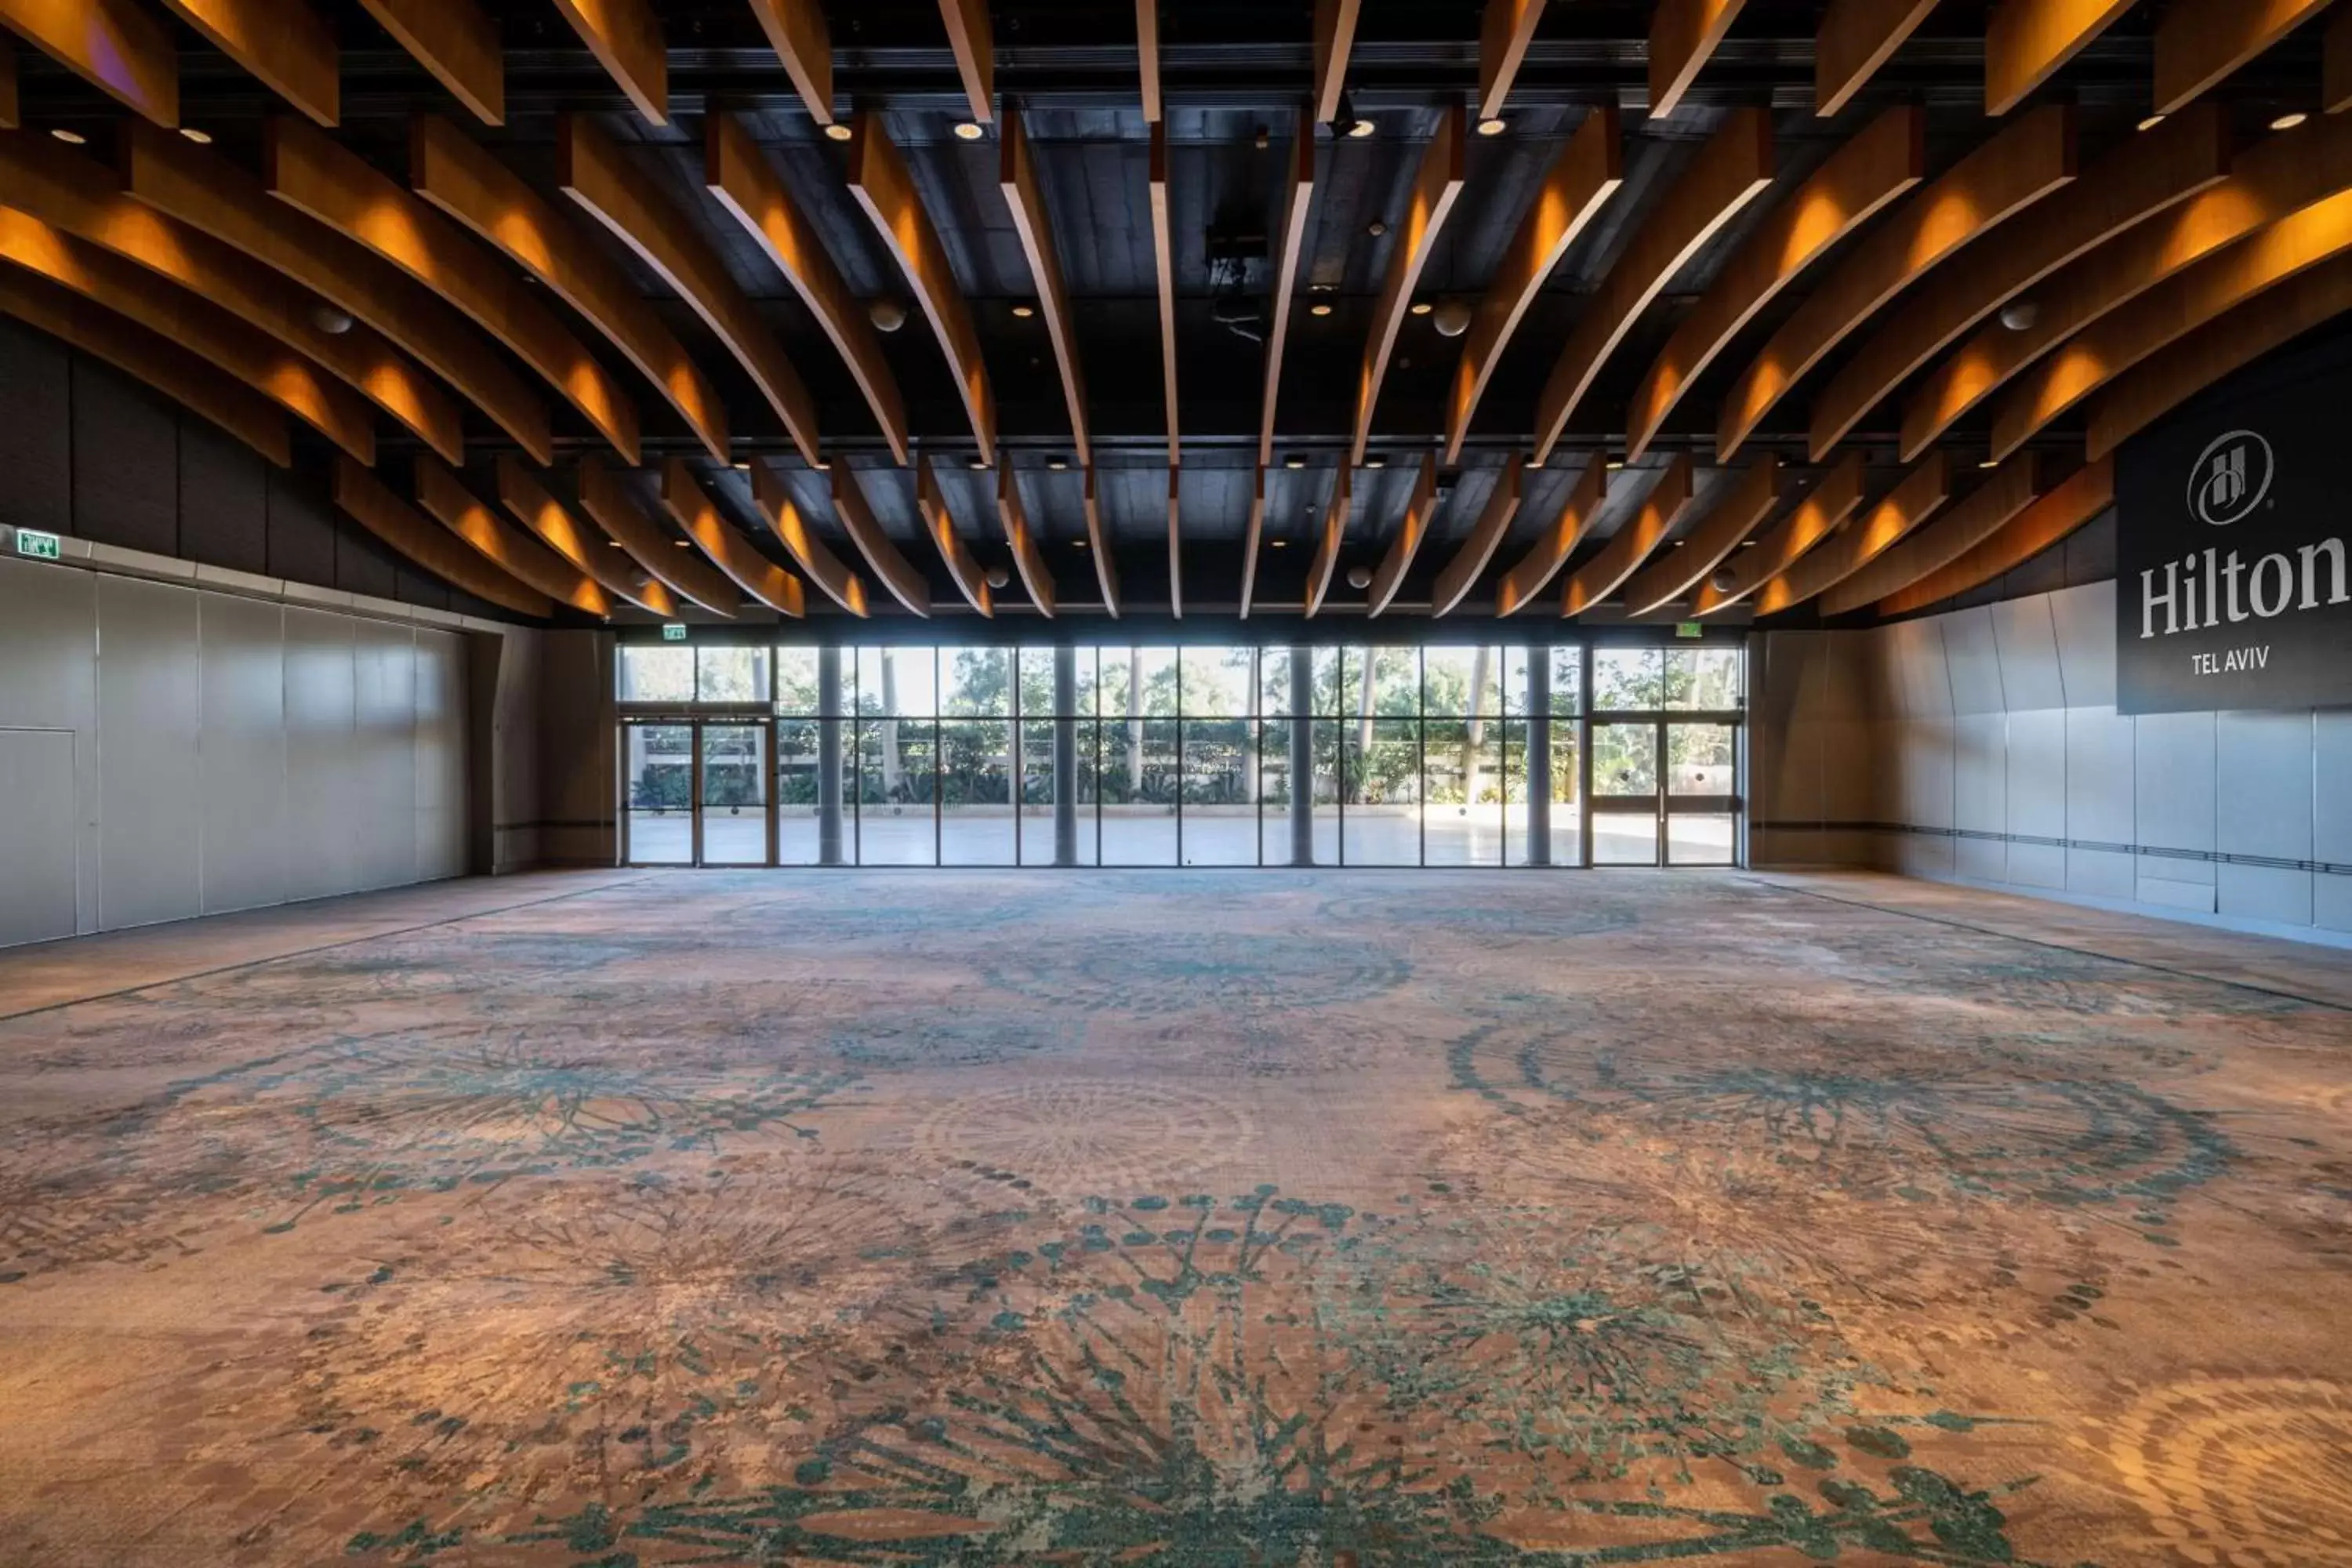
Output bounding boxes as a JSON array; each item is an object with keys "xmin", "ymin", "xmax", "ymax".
[{"xmin": 2116, "ymin": 342, "xmax": 2352, "ymax": 714}]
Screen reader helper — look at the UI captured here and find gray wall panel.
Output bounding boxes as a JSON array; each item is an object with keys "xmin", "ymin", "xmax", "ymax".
[
  {"xmin": 416, "ymin": 631, "xmax": 468, "ymax": 880},
  {"xmin": 2047, "ymin": 581, "xmax": 2116, "ymax": 708},
  {"xmin": 1952, "ymin": 713, "xmax": 2005, "ymax": 835},
  {"xmin": 0, "ymin": 730, "xmax": 78, "ymax": 948},
  {"xmin": 2134, "ymin": 711, "xmax": 2216, "ymax": 855},
  {"xmin": 2314, "ymin": 711, "xmax": 2352, "ymax": 866},
  {"xmin": 2065, "ymin": 709, "xmax": 2135, "ymax": 845},
  {"xmin": 354, "ymin": 620, "xmax": 418, "ymax": 890},
  {"xmin": 95, "ymin": 575, "xmax": 203, "ymax": 930},
  {"xmin": 2005, "ymin": 709, "xmax": 2067, "ymax": 842},
  {"xmin": 1898, "ymin": 717, "xmax": 1955, "ymax": 829},
  {"xmin": 2318, "ymin": 873, "xmax": 2352, "ymax": 934},
  {"xmin": 2216, "ymin": 712, "xmax": 2314, "ymax": 863},
  {"xmin": 284, "ymin": 607, "xmax": 359, "ymax": 902},
  {"xmin": 1942, "ymin": 607, "xmax": 2005, "ymax": 715},
  {"xmin": 198, "ymin": 594, "xmax": 289, "ymax": 915},
  {"xmin": 1991, "ymin": 596, "xmax": 2065, "ymax": 710},
  {"xmin": 0, "ymin": 558, "xmax": 100, "ymax": 930},
  {"xmin": 2219, "ymin": 862, "xmax": 2313, "ymax": 927},
  {"xmin": 2067, "ymin": 847, "xmax": 2136, "ymax": 899}
]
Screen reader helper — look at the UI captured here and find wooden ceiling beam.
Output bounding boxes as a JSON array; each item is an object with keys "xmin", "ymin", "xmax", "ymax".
[
  {"xmin": 560, "ymin": 112, "xmax": 817, "ymax": 465},
  {"xmin": 750, "ymin": 461, "xmax": 870, "ymax": 616},
  {"xmin": 1238, "ymin": 465, "xmax": 1269, "ymax": 619},
  {"xmin": 1494, "ymin": 456, "xmax": 1606, "ymax": 615},
  {"xmin": 1366, "ymin": 453, "xmax": 1440, "ymax": 616},
  {"xmin": 412, "ymin": 114, "xmax": 728, "ymax": 465},
  {"xmin": 576, "ymin": 454, "xmax": 742, "ymax": 615},
  {"xmin": 122, "ymin": 120, "xmax": 554, "ymax": 462},
  {"xmin": 939, "ymin": 0, "xmax": 994, "ymax": 123},
  {"xmin": 334, "ymin": 459, "xmax": 550, "ymax": 619},
  {"xmin": 1259, "ymin": 111, "xmax": 1317, "ymax": 466},
  {"xmin": 829, "ymin": 466, "xmax": 932, "ymax": 617},
  {"xmin": 2330, "ymin": 5, "xmax": 2352, "ymax": 112},
  {"xmin": 1002, "ymin": 111, "xmax": 1092, "ymax": 467},
  {"xmin": 1312, "ymin": 0, "xmax": 1363, "ymax": 125},
  {"xmin": 1617, "ymin": 454, "xmax": 1780, "ymax": 615},
  {"xmin": 1303, "ymin": 466, "xmax": 1352, "ymax": 619},
  {"xmin": 1356, "ymin": 105, "xmax": 1465, "ymax": 464},
  {"xmin": 1993, "ymin": 188, "xmax": 2352, "ymax": 461},
  {"xmin": 155, "ymin": 0, "xmax": 338, "ymax": 125},
  {"xmin": 1817, "ymin": 0, "xmax": 1940, "ymax": 117},
  {"xmin": 1428, "ymin": 456, "xmax": 1525, "ymax": 618},
  {"xmin": 1691, "ymin": 452, "xmax": 1865, "ymax": 613},
  {"xmin": 550, "ymin": 0, "xmax": 667, "ymax": 125},
  {"xmin": 1987, "ymin": 0, "xmax": 2135, "ymax": 115},
  {"xmin": 1812, "ymin": 102, "xmax": 2225, "ymax": 461},
  {"xmin": 1826, "ymin": 459, "xmax": 2062, "ymax": 613},
  {"xmin": 265, "ymin": 115, "xmax": 641, "ymax": 464},
  {"xmin": 1534, "ymin": 107, "xmax": 1769, "ymax": 465},
  {"xmin": 1085, "ymin": 467, "xmax": 1123, "ymax": 617},
  {"xmin": 0, "ymin": 267, "xmax": 289, "ymax": 464},
  {"xmin": 415, "ymin": 455, "xmax": 609, "ymax": 617},
  {"xmin": 2156, "ymin": 0, "xmax": 2334, "ymax": 115},
  {"xmin": 1149, "ymin": 122, "xmax": 1178, "ymax": 466},
  {"xmin": 1479, "ymin": 0, "xmax": 1549, "ymax": 122},
  {"xmin": 0, "ymin": 0, "xmax": 176, "ymax": 125},
  {"xmin": 1875, "ymin": 458, "xmax": 2114, "ymax": 615},
  {"xmin": 1717, "ymin": 103, "xmax": 2076, "ymax": 462},
  {"xmin": 915, "ymin": 456, "xmax": 993, "ymax": 616},
  {"xmin": 656, "ymin": 459, "xmax": 805, "ymax": 617},
  {"xmin": 1138, "ymin": 0, "xmax": 1162, "ymax": 122},
  {"xmin": 2087, "ymin": 252, "xmax": 2352, "ymax": 460},
  {"xmin": 1752, "ymin": 452, "xmax": 1962, "ymax": 615},
  {"xmin": 355, "ymin": 0, "xmax": 503, "ymax": 125},
  {"xmin": 747, "ymin": 0, "xmax": 833, "ymax": 125},
  {"xmin": 1625, "ymin": 103, "xmax": 1920, "ymax": 463},
  {"xmin": 0, "ymin": 37, "xmax": 16, "ymax": 131},
  {"xmin": 1650, "ymin": 0, "xmax": 1751, "ymax": 119},
  {"xmin": 706, "ymin": 113, "xmax": 908, "ymax": 465},
  {"xmin": 1902, "ymin": 111, "xmax": 2352, "ymax": 459},
  {"xmin": 1167, "ymin": 470, "xmax": 1183, "ymax": 619},
  {"xmin": 0, "ymin": 209, "xmax": 374, "ymax": 463},
  {"xmin": 848, "ymin": 113, "xmax": 996, "ymax": 465},
  {"xmin": 997, "ymin": 466, "xmax": 1058, "ymax": 618},
  {"xmin": 495, "ymin": 454, "xmax": 675, "ymax": 615},
  {"xmin": 1559, "ymin": 454, "xmax": 1697, "ymax": 616}
]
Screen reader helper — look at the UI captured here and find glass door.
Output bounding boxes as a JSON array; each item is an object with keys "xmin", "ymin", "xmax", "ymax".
[
  {"xmin": 624, "ymin": 722, "xmax": 695, "ymax": 865},
  {"xmin": 1665, "ymin": 723, "xmax": 1739, "ymax": 866},
  {"xmin": 1589, "ymin": 722, "xmax": 1661, "ymax": 866},
  {"xmin": 699, "ymin": 724, "xmax": 771, "ymax": 866}
]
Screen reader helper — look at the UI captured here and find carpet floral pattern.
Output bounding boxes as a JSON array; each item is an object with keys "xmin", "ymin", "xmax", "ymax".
[{"xmin": 0, "ymin": 869, "xmax": 2347, "ymax": 1566}]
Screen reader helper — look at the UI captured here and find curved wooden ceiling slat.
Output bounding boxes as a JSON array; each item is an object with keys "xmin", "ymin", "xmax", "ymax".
[
  {"xmin": 1239, "ymin": 465, "xmax": 1269, "ymax": 619},
  {"xmin": 2155, "ymin": 0, "xmax": 2335, "ymax": 116},
  {"xmin": 0, "ymin": 0, "xmax": 176, "ymax": 125},
  {"xmin": 559, "ymin": 113, "xmax": 816, "ymax": 466},
  {"xmin": 997, "ymin": 467, "xmax": 1058, "ymax": 619},
  {"xmin": 1367, "ymin": 454, "xmax": 1440, "ymax": 616},
  {"xmin": 750, "ymin": 461, "xmax": 870, "ymax": 617},
  {"xmin": 706, "ymin": 113, "xmax": 909, "ymax": 466},
  {"xmin": 1429, "ymin": 456, "xmax": 1526, "ymax": 618},
  {"xmin": 1617, "ymin": 454, "xmax": 1780, "ymax": 616},
  {"xmin": 575, "ymin": 454, "xmax": 742, "ymax": 615},
  {"xmin": 941, "ymin": 0, "xmax": 994, "ymax": 125},
  {"xmin": 915, "ymin": 458, "xmax": 994, "ymax": 617},
  {"xmin": 1534, "ymin": 107, "xmax": 1771, "ymax": 466},
  {"xmin": 1086, "ymin": 466, "xmax": 1123, "ymax": 617},
  {"xmin": 1560, "ymin": 454, "xmax": 1696, "ymax": 617},
  {"xmin": 121, "ymin": 121, "xmax": 556, "ymax": 462},
  {"xmin": 1259, "ymin": 114, "xmax": 1317, "ymax": 466},
  {"xmin": 551, "ymin": 0, "xmax": 667, "ymax": 125},
  {"xmin": 1992, "ymin": 190, "xmax": 2352, "ymax": 461},
  {"xmin": 1443, "ymin": 107, "xmax": 1618, "ymax": 463},
  {"xmin": 747, "ymin": 0, "xmax": 833, "ymax": 126},
  {"xmin": 1810, "ymin": 102, "xmax": 2227, "ymax": 463},
  {"xmin": 415, "ymin": 456, "xmax": 609, "ymax": 617},
  {"xmin": 1149, "ymin": 122, "xmax": 1178, "ymax": 466},
  {"xmin": 2085, "ymin": 252, "xmax": 2352, "ymax": 460},
  {"xmin": 1, "ymin": 38, "xmax": 16, "ymax": 130},
  {"xmin": 155, "ymin": 0, "xmax": 338, "ymax": 126},
  {"xmin": 1900, "ymin": 111, "xmax": 2352, "ymax": 461},
  {"xmin": 0, "ymin": 132, "xmax": 463, "ymax": 462},
  {"xmin": 1693, "ymin": 452, "xmax": 1864, "ymax": 613},
  {"xmin": 1816, "ymin": 0, "xmax": 1941, "ymax": 118},
  {"xmin": 355, "ymin": 0, "xmax": 503, "ymax": 125},
  {"xmin": 1651, "ymin": 0, "xmax": 1751, "ymax": 120},
  {"xmin": 1828, "ymin": 456, "xmax": 2102, "ymax": 614},
  {"xmin": 1494, "ymin": 456, "xmax": 1606, "ymax": 616},
  {"xmin": 1002, "ymin": 111, "xmax": 1092, "ymax": 468},
  {"xmin": 1303, "ymin": 466, "xmax": 1352, "ymax": 619},
  {"xmin": 410, "ymin": 114, "xmax": 727, "ymax": 466},
  {"xmin": 2332, "ymin": 6, "xmax": 2352, "ymax": 113},
  {"xmin": 1356, "ymin": 104, "xmax": 1465, "ymax": 465},
  {"xmin": 1987, "ymin": 0, "xmax": 2136, "ymax": 116},
  {"xmin": 0, "ymin": 266, "xmax": 289, "ymax": 464},
  {"xmin": 1752, "ymin": 452, "xmax": 1962, "ymax": 615},
  {"xmin": 266, "ymin": 116, "xmax": 641, "ymax": 465},
  {"xmin": 0, "ymin": 208, "xmax": 374, "ymax": 463},
  {"xmin": 495, "ymin": 453, "xmax": 676, "ymax": 616},
  {"xmin": 830, "ymin": 466, "xmax": 931, "ymax": 618},
  {"xmin": 1625, "ymin": 104, "xmax": 1922, "ymax": 464},
  {"xmin": 1716, "ymin": 103, "xmax": 2076, "ymax": 462},
  {"xmin": 1479, "ymin": 0, "xmax": 1548, "ymax": 121},
  {"xmin": 848, "ymin": 113, "xmax": 996, "ymax": 466},
  {"xmin": 1137, "ymin": 0, "xmax": 1161, "ymax": 122},
  {"xmin": 1875, "ymin": 457, "xmax": 2114, "ymax": 615},
  {"xmin": 333, "ymin": 458, "xmax": 551, "ymax": 619},
  {"xmin": 656, "ymin": 459, "xmax": 805, "ymax": 617},
  {"xmin": 1312, "ymin": 0, "xmax": 1363, "ymax": 125}
]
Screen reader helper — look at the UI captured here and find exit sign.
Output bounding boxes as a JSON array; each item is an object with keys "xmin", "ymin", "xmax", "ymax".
[
  {"xmin": 13, "ymin": 528, "xmax": 61, "ymax": 561},
  {"xmin": 661, "ymin": 623, "xmax": 689, "ymax": 642},
  {"xmin": 1675, "ymin": 621, "xmax": 1704, "ymax": 639}
]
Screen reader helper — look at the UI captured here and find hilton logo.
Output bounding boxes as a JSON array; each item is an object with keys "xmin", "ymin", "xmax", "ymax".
[
  {"xmin": 2187, "ymin": 430, "xmax": 2273, "ymax": 527},
  {"xmin": 2142, "ymin": 432, "xmax": 2347, "ymax": 640}
]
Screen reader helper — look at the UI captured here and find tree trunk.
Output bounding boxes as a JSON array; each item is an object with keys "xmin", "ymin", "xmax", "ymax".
[
  {"xmin": 1463, "ymin": 644, "xmax": 1490, "ymax": 806},
  {"xmin": 880, "ymin": 650, "xmax": 903, "ymax": 796},
  {"xmin": 1127, "ymin": 648, "xmax": 1145, "ymax": 789}
]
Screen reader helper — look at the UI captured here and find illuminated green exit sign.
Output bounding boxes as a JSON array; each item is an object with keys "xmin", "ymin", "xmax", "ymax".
[
  {"xmin": 13, "ymin": 528, "xmax": 61, "ymax": 561},
  {"xmin": 661, "ymin": 623, "xmax": 689, "ymax": 642},
  {"xmin": 1675, "ymin": 621, "xmax": 1704, "ymax": 639}
]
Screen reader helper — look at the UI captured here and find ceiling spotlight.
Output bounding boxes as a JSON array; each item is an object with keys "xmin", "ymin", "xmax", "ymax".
[
  {"xmin": 1708, "ymin": 568, "xmax": 1739, "ymax": 593},
  {"xmin": 1431, "ymin": 299, "xmax": 1473, "ymax": 338},
  {"xmin": 1309, "ymin": 301, "xmax": 1334, "ymax": 317},
  {"xmin": 731, "ymin": 461, "xmax": 751, "ymax": 471},
  {"xmin": 1333, "ymin": 90, "xmax": 1374, "ymax": 140},
  {"xmin": 1011, "ymin": 303, "xmax": 1036, "ymax": 319},
  {"xmin": 1477, "ymin": 116, "xmax": 1508, "ymax": 138},
  {"xmin": 1254, "ymin": 126, "xmax": 1271, "ymax": 151},
  {"xmin": 311, "ymin": 305, "xmax": 354, "ymax": 335},
  {"xmin": 2137, "ymin": 114, "xmax": 2167, "ymax": 132},
  {"xmin": 823, "ymin": 122, "xmax": 854, "ymax": 143},
  {"xmin": 2272, "ymin": 111, "xmax": 2310, "ymax": 132},
  {"xmin": 180, "ymin": 127, "xmax": 213, "ymax": 145},
  {"xmin": 984, "ymin": 566, "xmax": 1011, "ymax": 590},
  {"xmin": 1364, "ymin": 454, "xmax": 1388, "ymax": 470},
  {"xmin": 49, "ymin": 128, "xmax": 86, "ymax": 145},
  {"xmin": 1367, "ymin": 220, "xmax": 1388, "ymax": 238},
  {"xmin": 607, "ymin": 538, "xmax": 626, "ymax": 548},
  {"xmin": 967, "ymin": 456, "xmax": 989, "ymax": 470},
  {"xmin": 674, "ymin": 538, "xmax": 695, "ymax": 548},
  {"xmin": 1284, "ymin": 455, "xmax": 1307, "ymax": 470},
  {"xmin": 1269, "ymin": 538, "xmax": 1290, "ymax": 548},
  {"xmin": 1998, "ymin": 299, "xmax": 2040, "ymax": 332},
  {"xmin": 1348, "ymin": 116, "xmax": 1377, "ymax": 140},
  {"xmin": 869, "ymin": 297, "xmax": 908, "ymax": 332},
  {"xmin": 1410, "ymin": 300, "xmax": 1433, "ymax": 317},
  {"xmin": 1047, "ymin": 456, "xmax": 1070, "ymax": 472},
  {"xmin": 1979, "ymin": 458, "xmax": 2000, "ymax": 470},
  {"xmin": 953, "ymin": 120, "xmax": 986, "ymax": 141},
  {"xmin": 1073, "ymin": 537, "xmax": 1090, "ymax": 548},
  {"xmin": 1604, "ymin": 457, "xmax": 1626, "ymax": 472},
  {"xmin": 1345, "ymin": 564, "xmax": 1373, "ymax": 590}
]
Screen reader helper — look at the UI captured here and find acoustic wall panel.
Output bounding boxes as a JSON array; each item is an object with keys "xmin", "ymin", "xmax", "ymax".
[
  {"xmin": 1943, "ymin": 607, "xmax": 2005, "ymax": 716},
  {"xmin": 95, "ymin": 574, "xmax": 203, "ymax": 930},
  {"xmin": 2047, "ymin": 581, "xmax": 2115, "ymax": 708},
  {"xmin": 178, "ymin": 420, "xmax": 270, "ymax": 575},
  {"xmin": 283, "ymin": 605, "xmax": 360, "ymax": 902},
  {"xmin": 353, "ymin": 616, "xmax": 419, "ymax": 890},
  {"xmin": 198, "ymin": 593, "xmax": 289, "ymax": 914},
  {"xmin": 0, "ymin": 729, "xmax": 78, "ymax": 948},
  {"xmin": 0, "ymin": 319, "xmax": 72, "ymax": 539},
  {"xmin": 416, "ymin": 630, "xmax": 468, "ymax": 882},
  {"xmin": 71, "ymin": 361, "xmax": 178, "ymax": 557},
  {"xmin": 0, "ymin": 558, "xmax": 99, "ymax": 929},
  {"xmin": 1991, "ymin": 595, "xmax": 2064, "ymax": 711}
]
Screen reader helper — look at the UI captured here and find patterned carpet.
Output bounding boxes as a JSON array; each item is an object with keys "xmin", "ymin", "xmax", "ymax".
[{"xmin": 1, "ymin": 870, "xmax": 2348, "ymax": 1566}]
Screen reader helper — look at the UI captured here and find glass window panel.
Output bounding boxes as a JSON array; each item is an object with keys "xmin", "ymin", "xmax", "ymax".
[
  {"xmin": 1344, "ymin": 717, "xmax": 1421, "ymax": 866},
  {"xmin": 1501, "ymin": 720, "xmax": 1534, "ymax": 867},
  {"xmin": 1261, "ymin": 646, "xmax": 1297, "ymax": 718},
  {"xmin": 1549, "ymin": 645, "xmax": 1584, "ymax": 717},
  {"xmin": 623, "ymin": 723, "xmax": 693, "ymax": 862},
  {"xmin": 942, "ymin": 645, "xmax": 1011, "ymax": 716},
  {"xmin": 1073, "ymin": 718, "xmax": 1104, "ymax": 866},
  {"xmin": 939, "ymin": 717, "xmax": 1015, "ymax": 864},
  {"xmin": 855, "ymin": 717, "xmax": 936, "ymax": 865},
  {"xmin": 1102, "ymin": 647, "xmax": 1179, "ymax": 718},
  {"xmin": 1181, "ymin": 715, "xmax": 1257, "ymax": 865},
  {"xmin": 1312, "ymin": 647, "xmax": 1356, "ymax": 718},
  {"xmin": 1593, "ymin": 648, "xmax": 1665, "ymax": 711},
  {"xmin": 1363, "ymin": 647, "xmax": 1418, "ymax": 719},
  {"xmin": 1668, "ymin": 812, "xmax": 1738, "ymax": 866},
  {"xmin": 1311, "ymin": 719, "xmax": 1342, "ymax": 866},
  {"xmin": 1180, "ymin": 646, "xmax": 1254, "ymax": 717},
  {"xmin": 1552, "ymin": 723, "xmax": 1583, "ymax": 868},
  {"xmin": 619, "ymin": 645, "xmax": 695, "ymax": 704},
  {"xmin": 774, "ymin": 648, "xmax": 822, "ymax": 715},
  {"xmin": 1593, "ymin": 810, "xmax": 1660, "ymax": 866},
  {"xmin": 1592, "ymin": 722, "xmax": 1658, "ymax": 798},
  {"xmin": 1502, "ymin": 647, "xmax": 1533, "ymax": 716},
  {"xmin": 1427, "ymin": 721, "xmax": 1502, "ymax": 867},
  {"xmin": 1668, "ymin": 724, "xmax": 1737, "ymax": 796},
  {"xmin": 700, "ymin": 724, "xmax": 768, "ymax": 865},
  {"xmin": 1666, "ymin": 647, "xmax": 1744, "ymax": 711},
  {"xmin": 776, "ymin": 713, "xmax": 829, "ymax": 866},
  {"xmin": 1017, "ymin": 648, "xmax": 1060, "ymax": 717},
  {"xmin": 697, "ymin": 646, "xmax": 769, "ymax": 703},
  {"xmin": 1018, "ymin": 718, "xmax": 1064, "ymax": 866},
  {"xmin": 856, "ymin": 647, "xmax": 935, "ymax": 719},
  {"xmin": 1102, "ymin": 717, "xmax": 1178, "ymax": 865}
]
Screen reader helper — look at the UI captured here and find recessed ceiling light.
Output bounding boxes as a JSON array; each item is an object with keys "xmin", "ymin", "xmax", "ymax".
[
  {"xmin": 953, "ymin": 121, "xmax": 986, "ymax": 142},
  {"xmin": 967, "ymin": 456, "xmax": 989, "ymax": 470},
  {"xmin": 823, "ymin": 122, "xmax": 853, "ymax": 143},
  {"xmin": 1011, "ymin": 303, "xmax": 1036, "ymax": 319},
  {"xmin": 49, "ymin": 128, "xmax": 86, "ymax": 145},
  {"xmin": 1047, "ymin": 456, "xmax": 1069, "ymax": 471},
  {"xmin": 731, "ymin": 461, "xmax": 750, "ymax": 471},
  {"xmin": 1364, "ymin": 454, "xmax": 1387, "ymax": 469},
  {"xmin": 180, "ymin": 128, "xmax": 212, "ymax": 144},
  {"xmin": 1269, "ymin": 538, "xmax": 1290, "ymax": 548},
  {"xmin": 2137, "ymin": 114, "xmax": 2167, "ymax": 132},
  {"xmin": 1604, "ymin": 459, "xmax": 1625, "ymax": 472},
  {"xmin": 1367, "ymin": 220, "xmax": 1387, "ymax": 238},
  {"xmin": 1284, "ymin": 456, "xmax": 1307, "ymax": 470},
  {"xmin": 1410, "ymin": 300, "xmax": 1433, "ymax": 317},
  {"xmin": 1309, "ymin": 302, "xmax": 1333, "ymax": 317},
  {"xmin": 1073, "ymin": 538, "xmax": 1090, "ymax": 548},
  {"xmin": 1348, "ymin": 116, "xmax": 1376, "ymax": 139},
  {"xmin": 1979, "ymin": 458, "xmax": 2000, "ymax": 470},
  {"xmin": 2272, "ymin": 111, "xmax": 2310, "ymax": 132},
  {"xmin": 1477, "ymin": 116, "xmax": 1508, "ymax": 137},
  {"xmin": 608, "ymin": 539, "xmax": 626, "ymax": 547},
  {"xmin": 674, "ymin": 539, "xmax": 694, "ymax": 547}
]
